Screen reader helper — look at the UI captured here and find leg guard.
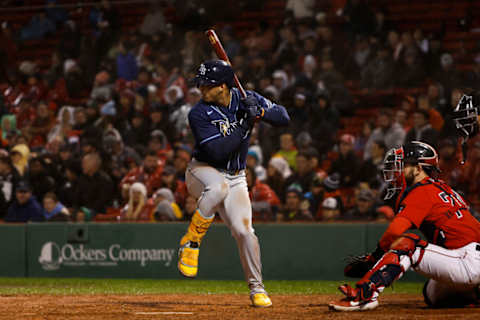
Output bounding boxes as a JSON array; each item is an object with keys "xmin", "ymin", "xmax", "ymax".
[
  {"xmin": 356, "ymin": 233, "xmax": 428, "ymax": 300},
  {"xmin": 180, "ymin": 209, "xmax": 214, "ymax": 245}
]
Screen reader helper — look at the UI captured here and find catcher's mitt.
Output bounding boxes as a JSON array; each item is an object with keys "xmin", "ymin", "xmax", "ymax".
[{"xmin": 343, "ymin": 246, "xmax": 385, "ymax": 278}]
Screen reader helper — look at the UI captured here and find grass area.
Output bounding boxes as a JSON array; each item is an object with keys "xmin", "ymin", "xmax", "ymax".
[{"xmin": 0, "ymin": 278, "xmax": 424, "ymax": 295}]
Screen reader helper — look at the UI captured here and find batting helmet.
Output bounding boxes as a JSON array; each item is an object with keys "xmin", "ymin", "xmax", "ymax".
[{"xmin": 193, "ymin": 60, "xmax": 234, "ymax": 88}]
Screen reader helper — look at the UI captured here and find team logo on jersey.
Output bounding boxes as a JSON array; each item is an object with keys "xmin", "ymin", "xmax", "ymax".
[
  {"xmin": 199, "ymin": 64, "xmax": 206, "ymax": 75},
  {"xmin": 211, "ymin": 119, "xmax": 238, "ymax": 136}
]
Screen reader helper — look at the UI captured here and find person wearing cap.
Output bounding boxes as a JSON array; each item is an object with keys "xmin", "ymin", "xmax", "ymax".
[
  {"xmin": 151, "ymin": 188, "xmax": 183, "ymax": 221},
  {"xmin": 330, "ymin": 134, "xmax": 360, "ymax": 188},
  {"xmin": 280, "ymin": 183, "xmax": 314, "ymax": 221},
  {"xmin": 4, "ymin": 180, "xmax": 44, "ymax": 222},
  {"xmin": 343, "ymin": 188, "xmax": 377, "ymax": 221},
  {"xmin": 266, "ymin": 156, "xmax": 292, "ymax": 202},
  {"xmin": 246, "ymin": 147, "xmax": 266, "ymax": 182},
  {"xmin": 320, "ymin": 197, "xmax": 340, "ymax": 221}
]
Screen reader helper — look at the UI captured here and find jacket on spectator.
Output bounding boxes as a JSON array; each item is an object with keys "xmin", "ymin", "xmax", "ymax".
[
  {"xmin": 5, "ymin": 196, "xmax": 44, "ymax": 222},
  {"xmin": 74, "ymin": 170, "xmax": 114, "ymax": 214}
]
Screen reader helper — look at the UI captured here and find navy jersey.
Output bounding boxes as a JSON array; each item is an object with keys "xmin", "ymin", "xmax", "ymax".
[{"xmin": 188, "ymin": 88, "xmax": 290, "ymax": 171}]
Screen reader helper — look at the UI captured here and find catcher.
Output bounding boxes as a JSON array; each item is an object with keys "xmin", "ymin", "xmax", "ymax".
[{"xmin": 329, "ymin": 139, "xmax": 480, "ymax": 311}]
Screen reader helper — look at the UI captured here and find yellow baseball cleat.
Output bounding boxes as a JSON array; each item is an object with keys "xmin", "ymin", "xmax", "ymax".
[
  {"xmin": 178, "ymin": 241, "xmax": 199, "ymax": 278},
  {"xmin": 250, "ymin": 293, "xmax": 272, "ymax": 308}
]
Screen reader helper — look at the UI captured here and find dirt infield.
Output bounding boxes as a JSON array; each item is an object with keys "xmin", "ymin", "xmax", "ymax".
[{"xmin": 1, "ymin": 294, "xmax": 479, "ymax": 320}]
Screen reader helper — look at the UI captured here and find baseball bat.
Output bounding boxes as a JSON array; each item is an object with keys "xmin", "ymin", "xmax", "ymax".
[{"xmin": 205, "ymin": 29, "xmax": 247, "ymax": 98}]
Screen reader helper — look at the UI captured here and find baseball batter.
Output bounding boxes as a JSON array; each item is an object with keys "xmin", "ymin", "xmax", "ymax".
[
  {"xmin": 177, "ymin": 60, "xmax": 290, "ymax": 307},
  {"xmin": 329, "ymin": 141, "xmax": 480, "ymax": 311}
]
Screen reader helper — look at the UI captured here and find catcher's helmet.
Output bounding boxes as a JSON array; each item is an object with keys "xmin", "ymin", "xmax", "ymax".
[
  {"xmin": 193, "ymin": 60, "xmax": 234, "ymax": 88},
  {"xmin": 382, "ymin": 141, "xmax": 439, "ymax": 199}
]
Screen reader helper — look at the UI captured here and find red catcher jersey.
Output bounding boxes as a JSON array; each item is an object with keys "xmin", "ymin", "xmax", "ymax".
[{"xmin": 396, "ymin": 177, "xmax": 480, "ymax": 249}]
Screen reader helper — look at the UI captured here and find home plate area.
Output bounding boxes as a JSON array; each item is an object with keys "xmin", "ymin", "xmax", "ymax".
[{"xmin": 1, "ymin": 294, "xmax": 479, "ymax": 319}]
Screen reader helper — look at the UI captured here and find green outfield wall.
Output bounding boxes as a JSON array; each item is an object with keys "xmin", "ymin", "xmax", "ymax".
[{"xmin": 0, "ymin": 223, "xmax": 424, "ymax": 281}]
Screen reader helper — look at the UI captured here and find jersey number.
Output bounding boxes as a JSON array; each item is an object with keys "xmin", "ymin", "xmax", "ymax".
[{"xmin": 438, "ymin": 191, "xmax": 466, "ymax": 219}]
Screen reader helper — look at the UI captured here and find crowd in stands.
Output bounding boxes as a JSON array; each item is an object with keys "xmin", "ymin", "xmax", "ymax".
[{"xmin": 1, "ymin": 0, "xmax": 480, "ymax": 223}]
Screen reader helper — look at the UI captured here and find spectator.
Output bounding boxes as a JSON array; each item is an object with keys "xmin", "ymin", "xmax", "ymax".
[
  {"xmin": 330, "ymin": 134, "xmax": 360, "ymax": 188},
  {"xmin": 434, "ymin": 53, "xmax": 462, "ymax": 98},
  {"xmin": 358, "ymin": 140, "xmax": 386, "ymax": 187},
  {"xmin": 438, "ymin": 138, "xmax": 462, "ymax": 189},
  {"xmin": 159, "ymin": 165, "xmax": 187, "ymax": 209},
  {"xmin": 120, "ymin": 182, "xmax": 152, "ymax": 221},
  {"xmin": 4, "ymin": 180, "xmax": 44, "ymax": 222},
  {"xmin": 19, "ymin": 12, "xmax": 55, "ymax": 42},
  {"xmin": 139, "ymin": 2, "xmax": 167, "ymax": 36},
  {"xmin": 273, "ymin": 132, "xmax": 298, "ymax": 170},
  {"xmin": 0, "ymin": 114, "xmax": 20, "ymax": 148},
  {"xmin": 151, "ymin": 188, "xmax": 183, "ymax": 221},
  {"xmin": 26, "ymin": 101, "xmax": 55, "ymax": 148},
  {"xmin": 309, "ymin": 92, "xmax": 340, "ymax": 153},
  {"xmin": 319, "ymin": 197, "xmax": 341, "ymax": 221},
  {"xmin": 343, "ymin": 188, "xmax": 377, "ymax": 221},
  {"xmin": 0, "ymin": 155, "xmax": 19, "ymax": 218},
  {"xmin": 285, "ymin": 152, "xmax": 316, "ymax": 195},
  {"xmin": 149, "ymin": 103, "xmax": 176, "ymax": 143},
  {"xmin": 57, "ymin": 159, "xmax": 81, "ymax": 208},
  {"xmin": 363, "ymin": 109, "xmax": 405, "ymax": 160},
  {"xmin": 47, "ymin": 106, "xmax": 75, "ymax": 144},
  {"xmin": 147, "ymin": 129, "xmax": 170, "ymax": 162},
  {"xmin": 361, "ymin": 44, "xmax": 395, "ymax": 89},
  {"xmin": 73, "ymin": 152, "xmax": 114, "ymax": 215},
  {"xmin": 124, "ymin": 112, "xmax": 149, "ymax": 147},
  {"xmin": 266, "ymin": 156, "xmax": 292, "ymax": 202},
  {"xmin": 42, "ymin": 191, "xmax": 70, "ymax": 221},
  {"xmin": 246, "ymin": 146, "xmax": 266, "ymax": 182},
  {"xmin": 120, "ymin": 150, "xmax": 164, "ymax": 197},
  {"xmin": 405, "ymin": 109, "xmax": 439, "ymax": 147},
  {"xmin": 10, "ymin": 144, "xmax": 30, "ymax": 178},
  {"xmin": 173, "ymin": 145, "xmax": 191, "ymax": 182},
  {"xmin": 417, "ymin": 94, "xmax": 444, "ymax": 132},
  {"xmin": 246, "ymin": 166, "xmax": 280, "ymax": 221},
  {"xmin": 170, "ymin": 87, "xmax": 201, "ymax": 140},
  {"xmin": 279, "ymin": 184, "xmax": 313, "ymax": 221},
  {"xmin": 28, "ymin": 156, "xmax": 56, "ymax": 202},
  {"xmin": 395, "ymin": 49, "xmax": 425, "ymax": 87}
]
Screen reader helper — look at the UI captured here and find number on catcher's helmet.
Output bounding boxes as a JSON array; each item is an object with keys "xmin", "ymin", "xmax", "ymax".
[{"xmin": 193, "ymin": 60, "xmax": 234, "ymax": 88}]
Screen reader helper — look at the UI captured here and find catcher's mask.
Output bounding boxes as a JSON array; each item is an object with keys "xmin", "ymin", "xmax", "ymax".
[
  {"xmin": 454, "ymin": 94, "xmax": 478, "ymax": 139},
  {"xmin": 383, "ymin": 141, "xmax": 440, "ymax": 200},
  {"xmin": 383, "ymin": 146, "xmax": 404, "ymax": 200}
]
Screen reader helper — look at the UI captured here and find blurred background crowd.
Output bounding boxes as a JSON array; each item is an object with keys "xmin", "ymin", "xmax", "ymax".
[{"xmin": 1, "ymin": 0, "xmax": 480, "ymax": 223}]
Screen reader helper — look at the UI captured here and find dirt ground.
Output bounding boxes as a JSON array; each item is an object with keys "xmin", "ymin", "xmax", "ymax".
[{"xmin": 0, "ymin": 294, "xmax": 479, "ymax": 320}]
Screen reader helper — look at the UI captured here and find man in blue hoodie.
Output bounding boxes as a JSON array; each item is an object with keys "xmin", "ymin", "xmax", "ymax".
[{"xmin": 4, "ymin": 180, "xmax": 44, "ymax": 222}]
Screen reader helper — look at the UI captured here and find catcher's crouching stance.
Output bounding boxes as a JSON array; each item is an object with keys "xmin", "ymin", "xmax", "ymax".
[{"xmin": 329, "ymin": 141, "xmax": 480, "ymax": 311}]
